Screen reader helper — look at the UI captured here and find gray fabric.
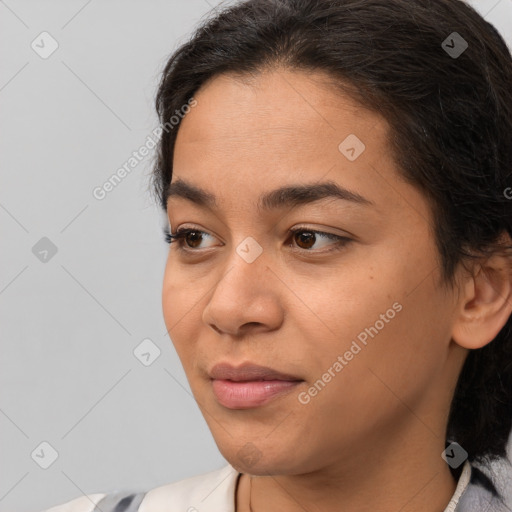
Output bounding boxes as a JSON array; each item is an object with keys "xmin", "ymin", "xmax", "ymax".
[
  {"xmin": 456, "ymin": 459, "xmax": 512, "ymax": 512},
  {"xmin": 92, "ymin": 492, "xmax": 146, "ymax": 512},
  {"xmin": 457, "ymin": 482, "xmax": 508, "ymax": 512}
]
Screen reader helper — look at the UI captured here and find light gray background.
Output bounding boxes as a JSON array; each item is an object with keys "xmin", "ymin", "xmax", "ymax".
[{"xmin": 1, "ymin": 1, "xmax": 511, "ymax": 511}]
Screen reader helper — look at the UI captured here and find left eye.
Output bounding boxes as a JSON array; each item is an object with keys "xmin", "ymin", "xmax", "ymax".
[
  {"xmin": 163, "ymin": 226, "xmax": 351, "ymax": 253},
  {"xmin": 288, "ymin": 227, "xmax": 350, "ymax": 252}
]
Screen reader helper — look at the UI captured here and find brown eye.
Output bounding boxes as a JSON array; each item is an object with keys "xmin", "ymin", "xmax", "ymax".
[
  {"xmin": 164, "ymin": 227, "xmax": 216, "ymax": 251},
  {"xmin": 183, "ymin": 231, "xmax": 203, "ymax": 248},
  {"xmin": 293, "ymin": 230, "xmax": 316, "ymax": 250},
  {"xmin": 288, "ymin": 227, "xmax": 352, "ymax": 253},
  {"xmin": 164, "ymin": 225, "xmax": 351, "ymax": 255}
]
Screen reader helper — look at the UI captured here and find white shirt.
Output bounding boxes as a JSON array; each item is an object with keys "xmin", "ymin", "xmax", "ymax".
[{"xmin": 44, "ymin": 460, "xmax": 472, "ymax": 512}]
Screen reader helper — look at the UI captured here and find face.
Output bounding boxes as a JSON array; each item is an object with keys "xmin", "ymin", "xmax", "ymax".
[{"xmin": 162, "ymin": 68, "xmax": 464, "ymax": 476}]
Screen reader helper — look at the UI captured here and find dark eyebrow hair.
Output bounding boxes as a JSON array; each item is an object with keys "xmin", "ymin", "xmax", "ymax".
[{"xmin": 166, "ymin": 178, "xmax": 374, "ymax": 211}]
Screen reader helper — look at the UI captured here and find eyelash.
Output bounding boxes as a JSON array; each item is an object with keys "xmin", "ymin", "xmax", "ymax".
[{"xmin": 162, "ymin": 225, "xmax": 351, "ymax": 254}]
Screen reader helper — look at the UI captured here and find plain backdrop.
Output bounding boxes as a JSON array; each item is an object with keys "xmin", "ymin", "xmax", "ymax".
[{"xmin": 1, "ymin": 1, "xmax": 511, "ymax": 511}]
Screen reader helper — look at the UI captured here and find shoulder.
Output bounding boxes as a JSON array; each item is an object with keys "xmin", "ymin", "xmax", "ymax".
[
  {"xmin": 42, "ymin": 492, "xmax": 146, "ymax": 512},
  {"xmin": 456, "ymin": 457, "xmax": 512, "ymax": 512},
  {"xmin": 139, "ymin": 463, "xmax": 240, "ymax": 512},
  {"xmin": 41, "ymin": 464, "xmax": 240, "ymax": 512},
  {"xmin": 42, "ymin": 493, "xmax": 107, "ymax": 512}
]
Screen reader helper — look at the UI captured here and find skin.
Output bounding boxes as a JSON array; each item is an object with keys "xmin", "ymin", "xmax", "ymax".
[{"xmin": 161, "ymin": 67, "xmax": 512, "ymax": 512}]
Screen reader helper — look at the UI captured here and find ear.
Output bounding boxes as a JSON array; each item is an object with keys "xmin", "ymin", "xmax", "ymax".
[{"xmin": 451, "ymin": 234, "xmax": 512, "ymax": 350}]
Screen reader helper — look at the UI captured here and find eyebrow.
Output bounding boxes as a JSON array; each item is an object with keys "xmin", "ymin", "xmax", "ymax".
[{"xmin": 166, "ymin": 178, "xmax": 374, "ymax": 212}]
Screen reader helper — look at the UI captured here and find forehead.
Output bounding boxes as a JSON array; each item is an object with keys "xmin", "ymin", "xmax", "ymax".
[
  {"xmin": 175, "ymin": 68, "xmax": 383, "ymax": 148},
  {"xmin": 169, "ymin": 68, "xmax": 412, "ymax": 220}
]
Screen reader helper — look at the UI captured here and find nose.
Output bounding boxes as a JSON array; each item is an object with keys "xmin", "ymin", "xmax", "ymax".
[{"xmin": 201, "ymin": 251, "xmax": 284, "ymax": 338}]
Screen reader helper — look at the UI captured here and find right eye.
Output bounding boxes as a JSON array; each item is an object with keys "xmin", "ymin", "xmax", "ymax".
[{"xmin": 163, "ymin": 226, "xmax": 217, "ymax": 251}]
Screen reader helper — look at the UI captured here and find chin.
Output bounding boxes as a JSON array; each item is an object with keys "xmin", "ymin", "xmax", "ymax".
[{"xmin": 217, "ymin": 438, "xmax": 303, "ymax": 476}]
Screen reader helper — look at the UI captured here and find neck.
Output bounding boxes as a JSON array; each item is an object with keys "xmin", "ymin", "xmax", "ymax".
[{"xmin": 238, "ymin": 423, "xmax": 458, "ymax": 512}]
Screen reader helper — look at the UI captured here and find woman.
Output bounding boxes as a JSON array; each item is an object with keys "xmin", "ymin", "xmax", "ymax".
[{"xmin": 45, "ymin": 0, "xmax": 512, "ymax": 510}]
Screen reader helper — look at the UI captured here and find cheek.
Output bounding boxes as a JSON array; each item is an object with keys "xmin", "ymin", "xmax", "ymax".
[
  {"xmin": 292, "ymin": 301, "xmax": 442, "ymax": 455},
  {"xmin": 296, "ymin": 258, "xmax": 447, "ymax": 402},
  {"xmin": 162, "ymin": 259, "xmax": 201, "ymax": 362},
  {"xmin": 293, "ymin": 264, "xmax": 399, "ymax": 356},
  {"xmin": 162, "ymin": 255, "xmax": 203, "ymax": 322},
  {"xmin": 162, "ymin": 260, "xmax": 180, "ymax": 331}
]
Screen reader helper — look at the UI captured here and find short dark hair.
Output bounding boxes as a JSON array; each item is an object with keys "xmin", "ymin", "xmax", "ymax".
[{"xmin": 151, "ymin": 0, "xmax": 512, "ymax": 467}]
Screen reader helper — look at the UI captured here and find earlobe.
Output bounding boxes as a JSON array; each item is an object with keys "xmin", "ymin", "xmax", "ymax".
[{"xmin": 451, "ymin": 254, "xmax": 512, "ymax": 350}]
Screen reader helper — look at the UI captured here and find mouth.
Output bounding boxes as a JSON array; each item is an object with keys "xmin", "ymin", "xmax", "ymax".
[
  {"xmin": 209, "ymin": 361, "xmax": 303, "ymax": 381},
  {"xmin": 208, "ymin": 362, "xmax": 305, "ymax": 409}
]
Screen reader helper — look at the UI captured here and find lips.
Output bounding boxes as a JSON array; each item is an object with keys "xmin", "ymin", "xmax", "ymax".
[
  {"xmin": 209, "ymin": 362, "xmax": 304, "ymax": 409},
  {"xmin": 209, "ymin": 362, "xmax": 303, "ymax": 382}
]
